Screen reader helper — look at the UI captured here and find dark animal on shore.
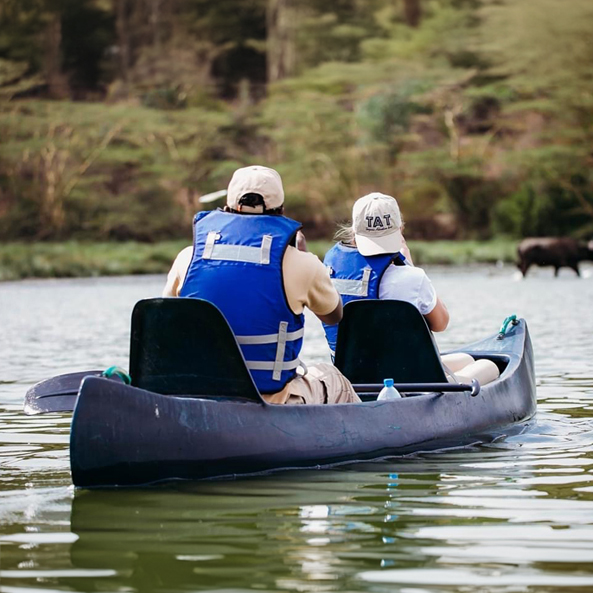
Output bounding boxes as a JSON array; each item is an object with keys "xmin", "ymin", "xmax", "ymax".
[{"xmin": 517, "ymin": 237, "xmax": 593, "ymax": 277}]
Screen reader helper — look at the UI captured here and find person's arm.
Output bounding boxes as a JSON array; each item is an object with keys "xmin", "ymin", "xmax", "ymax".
[
  {"xmin": 316, "ymin": 298, "xmax": 342, "ymax": 325},
  {"xmin": 424, "ymin": 296, "xmax": 449, "ymax": 332},
  {"xmin": 162, "ymin": 246, "xmax": 192, "ymax": 297},
  {"xmin": 302, "ymin": 254, "xmax": 343, "ymax": 324},
  {"xmin": 412, "ymin": 269, "xmax": 449, "ymax": 332},
  {"xmin": 162, "ymin": 267, "xmax": 181, "ymax": 297}
]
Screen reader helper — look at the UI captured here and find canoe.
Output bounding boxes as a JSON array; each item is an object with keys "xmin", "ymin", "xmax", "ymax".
[{"xmin": 24, "ymin": 299, "xmax": 537, "ymax": 488}]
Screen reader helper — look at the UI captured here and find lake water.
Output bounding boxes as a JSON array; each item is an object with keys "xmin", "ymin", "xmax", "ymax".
[{"xmin": 1, "ymin": 265, "xmax": 593, "ymax": 593}]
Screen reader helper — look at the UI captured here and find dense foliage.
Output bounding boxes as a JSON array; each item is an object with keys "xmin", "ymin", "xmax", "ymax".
[{"xmin": 0, "ymin": 0, "xmax": 591, "ymax": 241}]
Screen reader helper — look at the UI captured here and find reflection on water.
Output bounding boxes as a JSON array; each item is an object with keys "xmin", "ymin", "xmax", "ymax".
[{"xmin": 1, "ymin": 265, "xmax": 593, "ymax": 592}]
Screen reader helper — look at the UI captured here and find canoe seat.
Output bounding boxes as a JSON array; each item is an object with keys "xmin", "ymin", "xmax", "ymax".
[
  {"xmin": 129, "ymin": 298, "xmax": 263, "ymax": 402},
  {"xmin": 334, "ymin": 299, "xmax": 448, "ymax": 384}
]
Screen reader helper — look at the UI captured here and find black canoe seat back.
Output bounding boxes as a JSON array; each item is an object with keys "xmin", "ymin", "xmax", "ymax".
[
  {"xmin": 334, "ymin": 299, "xmax": 448, "ymax": 384},
  {"xmin": 129, "ymin": 298, "xmax": 263, "ymax": 402}
]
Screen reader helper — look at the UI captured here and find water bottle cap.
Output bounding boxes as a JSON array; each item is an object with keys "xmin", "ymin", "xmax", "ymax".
[{"xmin": 384, "ymin": 378, "xmax": 394, "ymax": 387}]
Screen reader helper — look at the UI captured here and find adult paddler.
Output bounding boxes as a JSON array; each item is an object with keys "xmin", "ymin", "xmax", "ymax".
[{"xmin": 163, "ymin": 165, "xmax": 361, "ymax": 405}]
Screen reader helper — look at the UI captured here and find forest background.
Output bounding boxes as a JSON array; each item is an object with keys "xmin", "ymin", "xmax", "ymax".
[{"xmin": 1, "ymin": 0, "xmax": 592, "ymax": 278}]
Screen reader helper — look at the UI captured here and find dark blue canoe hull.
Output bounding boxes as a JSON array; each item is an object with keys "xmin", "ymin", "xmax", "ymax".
[{"xmin": 70, "ymin": 320, "xmax": 536, "ymax": 488}]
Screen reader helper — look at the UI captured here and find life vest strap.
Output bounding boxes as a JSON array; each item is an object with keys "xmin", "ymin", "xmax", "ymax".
[
  {"xmin": 273, "ymin": 321, "xmax": 288, "ymax": 380},
  {"xmin": 235, "ymin": 327, "xmax": 304, "ymax": 345},
  {"xmin": 202, "ymin": 231, "xmax": 273, "ymax": 265},
  {"xmin": 332, "ymin": 267, "xmax": 372, "ymax": 297},
  {"xmin": 237, "ymin": 321, "xmax": 304, "ymax": 382},
  {"xmin": 245, "ymin": 359, "xmax": 301, "ymax": 371}
]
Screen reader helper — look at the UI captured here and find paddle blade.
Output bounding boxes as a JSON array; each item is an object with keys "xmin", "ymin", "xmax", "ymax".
[
  {"xmin": 198, "ymin": 189, "xmax": 227, "ymax": 204},
  {"xmin": 23, "ymin": 370, "xmax": 103, "ymax": 415}
]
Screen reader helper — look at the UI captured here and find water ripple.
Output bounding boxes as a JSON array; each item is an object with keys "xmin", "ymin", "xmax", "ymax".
[{"xmin": 1, "ymin": 269, "xmax": 593, "ymax": 592}]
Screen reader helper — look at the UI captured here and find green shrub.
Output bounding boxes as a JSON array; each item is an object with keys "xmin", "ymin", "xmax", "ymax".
[
  {"xmin": 357, "ymin": 85, "xmax": 432, "ymax": 147},
  {"xmin": 494, "ymin": 181, "xmax": 593, "ymax": 238}
]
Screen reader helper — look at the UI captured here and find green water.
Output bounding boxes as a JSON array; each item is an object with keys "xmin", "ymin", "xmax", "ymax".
[{"xmin": 1, "ymin": 267, "xmax": 593, "ymax": 592}]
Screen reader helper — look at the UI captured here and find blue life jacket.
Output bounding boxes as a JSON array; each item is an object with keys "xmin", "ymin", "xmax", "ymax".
[
  {"xmin": 322, "ymin": 242, "xmax": 400, "ymax": 355},
  {"xmin": 180, "ymin": 209, "xmax": 304, "ymax": 394}
]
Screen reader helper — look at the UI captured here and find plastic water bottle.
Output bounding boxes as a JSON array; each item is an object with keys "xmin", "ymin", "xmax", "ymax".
[{"xmin": 377, "ymin": 378, "xmax": 402, "ymax": 401}]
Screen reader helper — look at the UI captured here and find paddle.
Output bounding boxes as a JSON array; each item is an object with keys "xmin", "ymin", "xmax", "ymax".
[
  {"xmin": 353, "ymin": 379, "xmax": 480, "ymax": 397},
  {"xmin": 198, "ymin": 189, "xmax": 227, "ymax": 204},
  {"xmin": 23, "ymin": 370, "xmax": 124, "ymax": 415}
]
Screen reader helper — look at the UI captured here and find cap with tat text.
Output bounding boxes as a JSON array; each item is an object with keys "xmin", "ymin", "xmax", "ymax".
[
  {"xmin": 352, "ymin": 192, "xmax": 403, "ymax": 256},
  {"xmin": 227, "ymin": 165, "xmax": 284, "ymax": 212}
]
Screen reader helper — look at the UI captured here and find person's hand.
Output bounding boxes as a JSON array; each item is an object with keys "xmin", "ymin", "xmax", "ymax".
[{"xmin": 296, "ymin": 230, "xmax": 308, "ymax": 252}]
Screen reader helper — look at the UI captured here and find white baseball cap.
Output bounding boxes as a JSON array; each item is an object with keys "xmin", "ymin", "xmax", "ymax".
[
  {"xmin": 227, "ymin": 165, "xmax": 284, "ymax": 211},
  {"xmin": 352, "ymin": 192, "xmax": 403, "ymax": 256}
]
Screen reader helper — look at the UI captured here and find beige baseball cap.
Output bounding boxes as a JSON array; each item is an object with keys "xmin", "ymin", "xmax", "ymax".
[
  {"xmin": 227, "ymin": 165, "xmax": 284, "ymax": 211},
  {"xmin": 353, "ymin": 192, "xmax": 403, "ymax": 256}
]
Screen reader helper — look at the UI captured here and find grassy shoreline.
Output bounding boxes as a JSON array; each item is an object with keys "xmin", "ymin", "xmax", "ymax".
[{"xmin": 0, "ymin": 239, "xmax": 519, "ymax": 282}]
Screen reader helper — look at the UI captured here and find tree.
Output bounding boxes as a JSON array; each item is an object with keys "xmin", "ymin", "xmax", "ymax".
[
  {"xmin": 402, "ymin": 0, "xmax": 422, "ymax": 27},
  {"xmin": 267, "ymin": 0, "xmax": 297, "ymax": 82},
  {"xmin": 0, "ymin": 0, "xmax": 114, "ymax": 97},
  {"xmin": 114, "ymin": 0, "xmax": 131, "ymax": 86}
]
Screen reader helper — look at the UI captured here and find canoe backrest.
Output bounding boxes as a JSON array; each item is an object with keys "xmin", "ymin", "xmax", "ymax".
[
  {"xmin": 129, "ymin": 298, "xmax": 263, "ymax": 402},
  {"xmin": 334, "ymin": 299, "xmax": 448, "ymax": 384}
]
